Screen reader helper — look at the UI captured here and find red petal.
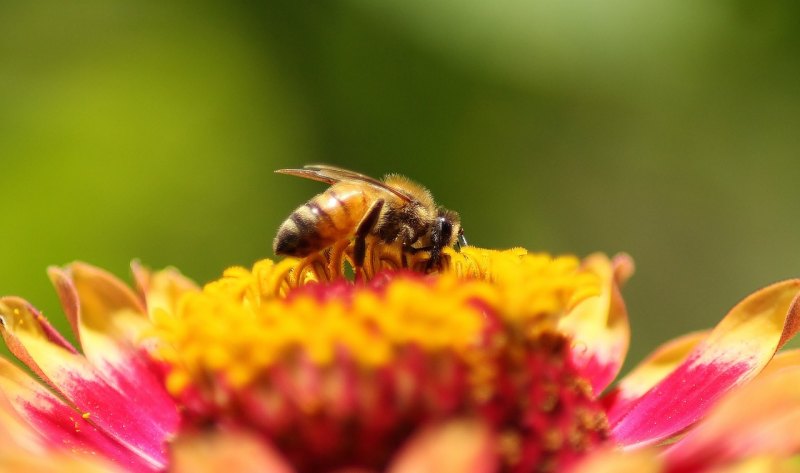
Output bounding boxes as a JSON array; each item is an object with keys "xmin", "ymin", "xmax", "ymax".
[
  {"xmin": 610, "ymin": 279, "xmax": 800, "ymax": 447},
  {"xmin": 559, "ymin": 253, "xmax": 632, "ymax": 396}
]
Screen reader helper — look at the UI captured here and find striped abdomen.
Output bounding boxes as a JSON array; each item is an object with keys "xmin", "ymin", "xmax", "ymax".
[{"xmin": 273, "ymin": 183, "xmax": 375, "ymax": 257}]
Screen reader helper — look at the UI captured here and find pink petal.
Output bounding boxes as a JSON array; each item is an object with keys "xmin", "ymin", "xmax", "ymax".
[
  {"xmin": 0, "ymin": 296, "xmax": 170, "ymax": 470},
  {"xmin": 610, "ymin": 280, "xmax": 800, "ymax": 448},
  {"xmin": 49, "ymin": 264, "xmax": 179, "ymax": 441},
  {"xmin": 602, "ymin": 330, "xmax": 708, "ymax": 425},
  {"xmin": 662, "ymin": 366, "xmax": 800, "ymax": 472},
  {"xmin": 558, "ymin": 253, "xmax": 632, "ymax": 396},
  {"xmin": 0, "ymin": 357, "xmax": 155, "ymax": 472}
]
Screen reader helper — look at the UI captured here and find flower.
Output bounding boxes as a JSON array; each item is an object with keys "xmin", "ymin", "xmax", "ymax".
[
  {"xmin": 0, "ymin": 240, "xmax": 799, "ymax": 472},
  {"xmin": 153, "ymin": 246, "xmax": 606, "ymax": 472}
]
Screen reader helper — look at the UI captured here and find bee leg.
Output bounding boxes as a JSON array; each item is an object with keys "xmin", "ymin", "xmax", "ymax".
[
  {"xmin": 425, "ymin": 217, "xmax": 452, "ymax": 271},
  {"xmin": 353, "ymin": 199, "xmax": 385, "ymax": 270},
  {"xmin": 426, "ymin": 244, "xmax": 444, "ymax": 271}
]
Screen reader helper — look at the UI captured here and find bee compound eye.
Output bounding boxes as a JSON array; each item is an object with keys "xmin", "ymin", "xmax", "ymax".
[{"xmin": 439, "ymin": 219, "xmax": 452, "ymax": 240}]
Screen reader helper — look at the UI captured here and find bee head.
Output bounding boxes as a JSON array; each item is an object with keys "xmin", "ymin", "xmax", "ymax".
[{"xmin": 435, "ymin": 207, "xmax": 466, "ymax": 249}]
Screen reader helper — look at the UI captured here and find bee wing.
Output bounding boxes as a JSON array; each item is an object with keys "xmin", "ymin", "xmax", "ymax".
[{"xmin": 275, "ymin": 165, "xmax": 414, "ymax": 202}]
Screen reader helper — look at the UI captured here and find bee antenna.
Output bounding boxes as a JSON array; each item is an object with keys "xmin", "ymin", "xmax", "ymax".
[{"xmin": 457, "ymin": 231, "xmax": 468, "ymax": 249}]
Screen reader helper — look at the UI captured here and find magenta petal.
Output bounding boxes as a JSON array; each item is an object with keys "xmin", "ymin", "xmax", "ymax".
[
  {"xmin": 610, "ymin": 355, "xmax": 750, "ymax": 448},
  {"xmin": 49, "ymin": 265, "xmax": 180, "ymax": 444},
  {"xmin": 610, "ymin": 280, "xmax": 800, "ymax": 447},
  {"xmin": 91, "ymin": 347, "xmax": 180, "ymax": 439},
  {"xmin": 0, "ymin": 297, "xmax": 172, "ymax": 470},
  {"xmin": 661, "ymin": 367, "xmax": 800, "ymax": 472},
  {"xmin": 602, "ymin": 330, "xmax": 707, "ymax": 426},
  {"xmin": 0, "ymin": 358, "xmax": 156, "ymax": 472},
  {"xmin": 21, "ymin": 393, "xmax": 158, "ymax": 472},
  {"xmin": 50, "ymin": 367, "xmax": 173, "ymax": 468}
]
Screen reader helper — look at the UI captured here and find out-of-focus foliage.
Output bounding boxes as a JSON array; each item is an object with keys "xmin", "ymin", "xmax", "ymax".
[{"xmin": 1, "ymin": 1, "xmax": 799, "ymax": 366}]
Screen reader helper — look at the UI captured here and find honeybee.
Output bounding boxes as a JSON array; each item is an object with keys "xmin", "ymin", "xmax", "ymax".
[{"xmin": 273, "ymin": 164, "xmax": 467, "ymax": 270}]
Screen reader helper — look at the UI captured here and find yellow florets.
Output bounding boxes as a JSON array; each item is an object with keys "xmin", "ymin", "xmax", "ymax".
[
  {"xmin": 446, "ymin": 247, "xmax": 600, "ymax": 321},
  {"xmin": 152, "ymin": 245, "xmax": 599, "ymax": 394}
]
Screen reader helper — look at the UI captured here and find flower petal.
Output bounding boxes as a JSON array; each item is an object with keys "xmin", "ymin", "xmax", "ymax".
[
  {"xmin": 170, "ymin": 430, "xmax": 295, "ymax": 473},
  {"xmin": 567, "ymin": 448, "xmax": 662, "ymax": 473},
  {"xmin": 387, "ymin": 420, "xmax": 497, "ymax": 473},
  {"xmin": 48, "ymin": 262, "xmax": 148, "ymax": 352},
  {"xmin": 48, "ymin": 264, "xmax": 179, "ymax": 442},
  {"xmin": 702, "ymin": 457, "xmax": 800, "ymax": 473},
  {"xmin": 0, "ymin": 371, "xmax": 48, "ymax": 454},
  {"xmin": 0, "ymin": 357, "xmax": 154, "ymax": 472},
  {"xmin": 558, "ymin": 253, "xmax": 632, "ymax": 395},
  {"xmin": 602, "ymin": 330, "xmax": 708, "ymax": 425},
  {"xmin": 662, "ymin": 366, "xmax": 800, "ymax": 472},
  {"xmin": 0, "ymin": 451, "xmax": 127, "ymax": 473},
  {"xmin": 755, "ymin": 348, "xmax": 800, "ymax": 379},
  {"xmin": 0, "ymin": 297, "xmax": 169, "ymax": 470},
  {"xmin": 131, "ymin": 260, "xmax": 199, "ymax": 318},
  {"xmin": 611, "ymin": 279, "xmax": 800, "ymax": 448}
]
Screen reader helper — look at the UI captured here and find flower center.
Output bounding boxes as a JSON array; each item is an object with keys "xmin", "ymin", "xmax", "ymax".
[{"xmin": 151, "ymin": 245, "xmax": 608, "ymax": 471}]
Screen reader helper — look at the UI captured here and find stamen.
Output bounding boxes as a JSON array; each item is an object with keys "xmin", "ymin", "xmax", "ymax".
[{"xmin": 152, "ymin": 240, "xmax": 600, "ymax": 395}]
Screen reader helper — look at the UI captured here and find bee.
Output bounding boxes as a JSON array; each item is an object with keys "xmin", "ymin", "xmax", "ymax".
[{"xmin": 273, "ymin": 164, "xmax": 467, "ymax": 270}]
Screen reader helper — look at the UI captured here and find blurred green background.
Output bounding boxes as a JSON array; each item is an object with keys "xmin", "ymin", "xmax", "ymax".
[{"xmin": 1, "ymin": 1, "xmax": 799, "ymax": 371}]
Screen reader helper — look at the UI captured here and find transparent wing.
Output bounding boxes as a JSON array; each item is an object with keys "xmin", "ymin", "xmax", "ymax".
[{"xmin": 275, "ymin": 164, "xmax": 413, "ymax": 202}]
